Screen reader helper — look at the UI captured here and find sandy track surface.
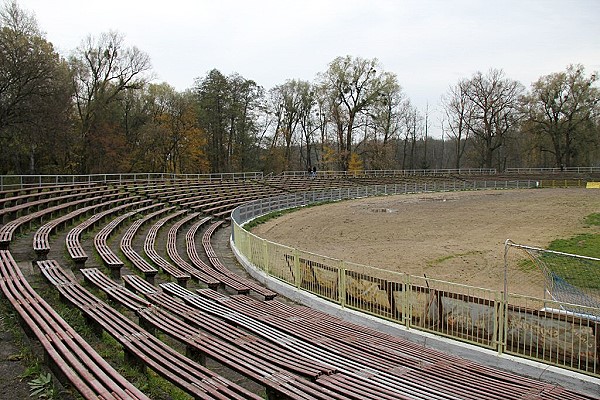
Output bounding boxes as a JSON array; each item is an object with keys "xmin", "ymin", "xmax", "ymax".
[{"xmin": 252, "ymin": 188, "xmax": 600, "ymax": 297}]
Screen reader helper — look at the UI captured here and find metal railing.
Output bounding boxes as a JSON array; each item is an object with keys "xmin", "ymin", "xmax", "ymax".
[
  {"xmin": 0, "ymin": 172, "xmax": 264, "ymax": 191},
  {"xmin": 506, "ymin": 167, "xmax": 600, "ymax": 174},
  {"xmin": 231, "ymin": 181, "xmax": 600, "ymax": 377},
  {"xmin": 278, "ymin": 168, "xmax": 497, "ymax": 178}
]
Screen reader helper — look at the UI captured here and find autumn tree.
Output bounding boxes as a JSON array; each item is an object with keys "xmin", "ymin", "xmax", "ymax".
[
  {"xmin": 69, "ymin": 31, "xmax": 152, "ymax": 173},
  {"xmin": 0, "ymin": 0, "xmax": 72, "ymax": 174},
  {"xmin": 522, "ymin": 64, "xmax": 599, "ymax": 168}
]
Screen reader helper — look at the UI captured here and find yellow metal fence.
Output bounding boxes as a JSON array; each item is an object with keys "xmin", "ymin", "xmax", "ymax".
[{"xmin": 231, "ymin": 183, "xmax": 600, "ymax": 377}]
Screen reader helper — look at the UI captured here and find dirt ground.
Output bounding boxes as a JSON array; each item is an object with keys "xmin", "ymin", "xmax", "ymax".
[{"xmin": 252, "ymin": 188, "xmax": 600, "ymax": 297}]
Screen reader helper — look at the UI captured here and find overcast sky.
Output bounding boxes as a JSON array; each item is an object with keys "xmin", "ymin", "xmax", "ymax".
[{"xmin": 14, "ymin": 0, "xmax": 600, "ymax": 137}]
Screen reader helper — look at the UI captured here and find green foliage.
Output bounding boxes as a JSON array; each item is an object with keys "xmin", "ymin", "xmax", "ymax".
[
  {"xmin": 20, "ymin": 362, "xmax": 42, "ymax": 380},
  {"xmin": 28, "ymin": 373, "xmax": 56, "ymax": 399}
]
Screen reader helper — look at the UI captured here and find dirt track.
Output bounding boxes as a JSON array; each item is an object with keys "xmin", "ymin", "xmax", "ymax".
[{"xmin": 252, "ymin": 188, "xmax": 600, "ymax": 297}]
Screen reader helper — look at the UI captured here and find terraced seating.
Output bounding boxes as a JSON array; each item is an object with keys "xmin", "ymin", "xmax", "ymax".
[
  {"xmin": 121, "ymin": 274, "xmax": 336, "ymax": 379},
  {"xmin": 93, "ymin": 211, "xmax": 136, "ymax": 278},
  {"xmin": 185, "ymin": 217, "xmax": 251, "ymax": 294},
  {"xmin": 93, "ymin": 203, "xmax": 163, "ymax": 278},
  {"xmin": 3, "ymin": 176, "xmax": 597, "ymax": 400},
  {"xmin": 83, "ymin": 269, "xmax": 346, "ymax": 399},
  {"xmin": 120, "ymin": 206, "xmax": 175, "ymax": 284},
  {"xmin": 64, "ymin": 200, "xmax": 152, "ymax": 268},
  {"xmin": 0, "ymin": 185, "xmax": 119, "ymax": 223},
  {"xmin": 33, "ymin": 197, "xmax": 149, "ymax": 260},
  {"xmin": 202, "ymin": 220, "xmax": 277, "ymax": 300},
  {"xmin": 37, "ymin": 260, "xmax": 262, "ymax": 400},
  {"xmin": 0, "ymin": 251, "xmax": 149, "ymax": 400},
  {"xmin": 200, "ymin": 191, "xmax": 276, "ymax": 218},
  {"xmin": 144, "ymin": 211, "xmax": 191, "ymax": 287},
  {"xmin": 170, "ymin": 283, "xmax": 586, "ymax": 400},
  {"xmin": 160, "ymin": 282, "xmax": 415, "ymax": 399},
  {"xmin": 165, "ymin": 212, "xmax": 220, "ymax": 289},
  {"xmin": 0, "ymin": 190, "xmax": 125, "ymax": 250},
  {"xmin": 0, "ymin": 183, "xmax": 101, "ymax": 210}
]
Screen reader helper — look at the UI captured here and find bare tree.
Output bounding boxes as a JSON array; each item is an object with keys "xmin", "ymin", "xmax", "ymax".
[
  {"xmin": 399, "ymin": 100, "xmax": 423, "ymax": 170},
  {"xmin": 442, "ymin": 78, "xmax": 473, "ymax": 169},
  {"xmin": 463, "ymin": 69, "xmax": 523, "ymax": 169},
  {"xmin": 317, "ymin": 56, "xmax": 396, "ymax": 170},
  {"xmin": 522, "ymin": 64, "xmax": 599, "ymax": 168},
  {"xmin": 70, "ymin": 31, "xmax": 152, "ymax": 172}
]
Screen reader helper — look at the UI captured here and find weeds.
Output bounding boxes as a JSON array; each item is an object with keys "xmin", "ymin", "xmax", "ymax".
[{"xmin": 28, "ymin": 372, "xmax": 56, "ymax": 399}]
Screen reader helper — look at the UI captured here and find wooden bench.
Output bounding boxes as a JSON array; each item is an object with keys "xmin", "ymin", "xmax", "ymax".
[
  {"xmin": 94, "ymin": 203, "xmax": 161, "ymax": 278},
  {"xmin": 123, "ymin": 274, "xmax": 337, "ymax": 381},
  {"xmin": 185, "ymin": 217, "xmax": 250, "ymax": 294},
  {"xmin": 202, "ymin": 221, "xmax": 277, "ymax": 300},
  {"xmin": 166, "ymin": 213, "xmax": 220, "ymax": 289},
  {"xmin": 0, "ymin": 191, "xmax": 125, "ymax": 250},
  {"xmin": 0, "ymin": 186, "xmax": 120, "ymax": 223},
  {"xmin": 144, "ymin": 211, "xmax": 191, "ymax": 287},
  {"xmin": 0, "ymin": 183, "xmax": 94, "ymax": 209},
  {"xmin": 164, "ymin": 282, "xmax": 441, "ymax": 400},
  {"xmin": 157, "ymin": 282, "xmax": 397, "ymax": 400},
  {"xmin": 66, "ymin": 228, "xmax": 89, "ymax": 268},
  {"xmin": 93, "ymin": 212, "xmax": 134, "ymax": 278},
  {"xmin": 85, "ymin": 270, "xmax": 341, "ymax": 399},
  {"xmin": 33, "ymin": 197, "xmax": 148, "ymax": 261},
  {"xmin": 63, "ymin": 200, "xmax": 149, "ymax": 268},
  {"xmin": 37, "ymin": 260, "xmax": 262, "ymax": 400},
  {"xmin": 120, "ymin": 207, "xmax": 175, "ymax": 284},
  {"xmin": 0, "ymin": 251, "xmax": 149, "ymax": 400}
]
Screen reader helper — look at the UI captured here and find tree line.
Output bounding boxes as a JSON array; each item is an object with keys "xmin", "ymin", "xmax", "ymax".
[{"xmin": 1, "ymin": 1, "xmax": 599, "ymax": 175}]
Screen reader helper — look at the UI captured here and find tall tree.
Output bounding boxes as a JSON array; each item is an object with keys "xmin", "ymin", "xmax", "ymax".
[
  {"xmin": 268, "ymin": 79, "xmax": 315, "ymax": 170},
  {"xmin": 399, "ymin": 101, "xmax": 423, "ymax": 170},
  {"xmin": 0, "ymin": 0, "xmax": 72, "ymax": 174},
  {"xmin": 365, "ymin": 73, "xmax": 405, "ymax": 169},
  {"xmin": 70, "ymin": 31, "xmax": 152, "ymax": 173},
  {"xmin": 442, "ymin": 78, "xmax": 474, "ymax": 169},
  {"xmin": 318, "ymin": 56, "xmax": 396, "ymax": 170},
  {"xmin": 464, "ymin": 69, "xmax": 523, "ymax": 169},
  {"xmin": 195, "ymin": 70, "xmax": 264, "ymax": 172},
  {"xmin": 522, "ymin": 64, "xmax": 599, "ymax": 168}
]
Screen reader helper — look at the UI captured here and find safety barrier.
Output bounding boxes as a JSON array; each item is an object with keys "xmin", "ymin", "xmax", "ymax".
[
  {"xmin": 0, "ymin": 172, "xmax": 264, "ymax": 191},
  {"xmin": 231, "ymin": 181, "xmax": 600, "ymax": 377}
]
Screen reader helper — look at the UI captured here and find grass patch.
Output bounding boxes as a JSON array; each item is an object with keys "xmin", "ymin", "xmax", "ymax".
[
  {"xmin": 547, "ymin": 233, "xmax": 600, "ymax": 259},
  {"xmin": 539, "ymin": 214, "xmax": 600, "ymax": 291},
  {"xmin": 544, "ymin": 233, "xmax": 600, "ymax": 291},
  {"xmin": 584, "ymin": 213, "xmax": 600, "ymax": 227}
]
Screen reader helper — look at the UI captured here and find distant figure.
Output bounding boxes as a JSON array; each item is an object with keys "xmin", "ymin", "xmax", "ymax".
[
  {"xmin": 312, "ymin": 166, "xmax": 317, "ymax": 178},
  {"xmin": 307, "ymin": 166, "xmax": 312, "ymax": 177}
]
